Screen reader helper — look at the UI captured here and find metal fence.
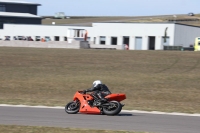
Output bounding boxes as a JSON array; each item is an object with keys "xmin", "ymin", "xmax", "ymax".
[
  {"xmin": 164, "ymin": 46, "xmax": 194, "ymax": 51},
  {"xmin": 164, "ymin": 46, "xmax": 183, "ymax": 51}
]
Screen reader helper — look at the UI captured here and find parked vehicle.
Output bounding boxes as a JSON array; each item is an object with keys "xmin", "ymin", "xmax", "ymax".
[
  {"xmin": 27, "ymin": 36, "xmax": 33, "ymax": 41},
  {"xmin": 188, "ymin": 12, "xmax": 195, "ymax": 16},
  {"xmin": 194, "ymin": 37, "xmax": 200, "ymax": 51},
  {"xmin": 4, "ymin": 36, "xmax": 10, "ymax": 41},
  {"xmin": 65, "ymin": 90, "xmax": 126, "ymax": 116}
]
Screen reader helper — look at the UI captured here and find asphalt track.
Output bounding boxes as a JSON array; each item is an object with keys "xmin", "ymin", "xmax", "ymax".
[{"xmin": 0, "ymin": 106, "xmax": 200, "ymax": 133}]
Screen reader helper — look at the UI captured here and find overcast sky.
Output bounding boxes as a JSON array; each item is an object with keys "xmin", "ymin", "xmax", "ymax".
[{"xmin": 27, "ymin": 0, "xmax": 200, "ymax": 16}]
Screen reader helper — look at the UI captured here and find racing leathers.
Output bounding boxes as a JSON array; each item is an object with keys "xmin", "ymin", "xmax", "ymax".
[{"xmin": 84, "ymin": 84, "xmax": 111, "ymax": 105}]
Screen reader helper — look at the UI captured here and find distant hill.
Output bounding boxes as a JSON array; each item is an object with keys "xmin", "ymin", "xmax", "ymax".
[{"xmin": 42, "ymin": 14, "xmax": 200, "ymax": 27}]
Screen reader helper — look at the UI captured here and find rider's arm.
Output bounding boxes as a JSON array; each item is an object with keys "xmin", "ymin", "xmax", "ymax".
[
  {"xmin": 85, "ymin": 84, "xmax": 101, "ymax": 92},
  {"xmin": 85, "ymin": 87, "xmax": 95, "ymax": 92}
]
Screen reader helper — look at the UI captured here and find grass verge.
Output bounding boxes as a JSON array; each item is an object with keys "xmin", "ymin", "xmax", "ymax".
[
  {"xmin": 0, "ymin": 125, "xmax": 148, "ymax": 133},
  {"xmin": 0, "ymin": 47, "xmax": 200, "ymax": 113}
]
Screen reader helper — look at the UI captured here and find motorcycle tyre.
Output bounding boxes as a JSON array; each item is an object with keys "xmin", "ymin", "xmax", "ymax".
[
  {"xmin": 65, "ymin": 101, "xmax": 80, "ymax": 114},
  {"xmin": 102, "ymin": 101, "xmax": 122, "ymax": 116}
]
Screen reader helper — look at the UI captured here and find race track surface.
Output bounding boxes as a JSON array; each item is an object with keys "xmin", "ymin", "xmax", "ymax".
[{"xmin": 0, "ymin": 106, "xmax": 200, "ymax": 133}]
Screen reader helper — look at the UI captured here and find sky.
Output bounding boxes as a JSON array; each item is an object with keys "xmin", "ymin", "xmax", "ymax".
[{"xmin": 27, "ymin": 0, "xmax": 200, "ymax": 16}]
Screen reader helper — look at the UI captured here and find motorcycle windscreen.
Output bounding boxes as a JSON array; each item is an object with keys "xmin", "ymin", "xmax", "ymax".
[{"xmin": 105, "ymin": 93, "xmax": 126, "ymax": 102}]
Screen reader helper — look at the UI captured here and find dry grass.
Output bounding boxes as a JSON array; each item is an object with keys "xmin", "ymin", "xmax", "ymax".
[
  {"xmin": 0, "ymin": 125, "xmax": 146, "ymax": 133},
  {"xmin": 42, "ymin": 17, "xmax": 137, "ymax": 26},
  {"xmin": 0, "ymin": 47, "xmax": 200, "ymax": 113},
  {"xmin": 42, "ymin": 15, "xmax": 200, "ymax": 27}
]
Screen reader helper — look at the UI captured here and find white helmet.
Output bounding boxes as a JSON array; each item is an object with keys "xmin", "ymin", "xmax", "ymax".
[{"xmin": 92, "ymin": 80, "xmax": 102, "ymax": 87}]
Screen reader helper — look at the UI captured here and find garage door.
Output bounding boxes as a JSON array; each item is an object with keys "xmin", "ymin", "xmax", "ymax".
[{"xmin": 135, "ymin": 37, "xmax": 142, "ymax": 50}]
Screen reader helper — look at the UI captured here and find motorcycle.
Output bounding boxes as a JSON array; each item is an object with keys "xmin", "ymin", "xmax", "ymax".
[{"xmin": 65, "ymin": 91, "xmax": 126, "ymax": 116}]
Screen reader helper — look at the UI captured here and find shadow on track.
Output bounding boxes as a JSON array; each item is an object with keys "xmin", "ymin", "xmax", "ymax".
[
  {"xmin": 74, "ymin": 113, "xmax": 134, "ymax": 116},
  {"xmin": 117, "ymin": 113, "xmax": 133, "ymax": 116}
]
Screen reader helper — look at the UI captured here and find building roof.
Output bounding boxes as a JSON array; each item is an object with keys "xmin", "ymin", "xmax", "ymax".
[
  {"xmin": 0, "ymin": 0, "xmax": 41, "ymax": 5},
  {"xmin": 0, "ymin": 12, "xmax": 42, "ymax": 18}
]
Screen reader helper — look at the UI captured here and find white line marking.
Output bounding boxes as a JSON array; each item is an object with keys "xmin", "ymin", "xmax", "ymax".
[
  {"xmin": 0, "ymin": 104, "xmax": 200, "ymax": 117},
  {"xmin": 0, "ymin": 104, "xmax": 64, "ymax": 109}
]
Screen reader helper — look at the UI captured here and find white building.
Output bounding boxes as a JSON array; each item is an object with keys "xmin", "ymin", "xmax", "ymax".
[
  {"xmin": 0, "ymin": 23, "xmax": 91, "ymax": 42},
  {"xmin": 88, "ymin": 22, "xmax": 200, "ymax": 50},
  {"xmin": 0, "ymin": 22, "xmax": 200, "ymax": 50}
]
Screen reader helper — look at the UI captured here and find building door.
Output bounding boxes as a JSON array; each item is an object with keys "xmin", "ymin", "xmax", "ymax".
[
  {"xmin": 100, "ymin": 36, "xmax": 106, "ymax": 45},
  {"xmin": 135, "ymin": 37, "xmax": 142, "ymax": 50},
  {"xmin": 148, "ymin": 36, "xmax": 155, "ymax": 50},
  {"xmin": 94, "ymin": 37, "xmax": 96, "ymax": 44}
]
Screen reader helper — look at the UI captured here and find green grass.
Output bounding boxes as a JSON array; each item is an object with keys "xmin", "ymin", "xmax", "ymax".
[
  {"xmin": 0, "ymin": 47, "xmax": 200, "ymax": 113},
  {"xmin": 0, "ymin": 125, "xmax": 148, "ymax": 133}
]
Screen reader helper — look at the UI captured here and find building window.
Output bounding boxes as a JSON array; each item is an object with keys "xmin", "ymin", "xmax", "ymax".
[
  {"xmin": 100, "ymin": 36, "xmax": 106, "ymax": 45},
  {"xmin": 0, "ymin": 5, "xmax": 6, "ymax": 12},
  {"xmin": 0, "ymin": 22, "xmax": 3, "ymax": 29},
  {"xmin": 35, "ymin": 36, "xmax": 41, "ymax": 41},
  {"xmin": 111, "ymin": 37, "xmax": 117, "ymax": 45},
  {"xmin": 55, "ymin": 36, "xmax": 60, "ymax": 41},
  {"xmin": 45, "ymin": 36, "xmax": 51, "ymax": 41},
  {"xmin": 64, "ymin": 37, "xmax": 68, "ymax": 41}
]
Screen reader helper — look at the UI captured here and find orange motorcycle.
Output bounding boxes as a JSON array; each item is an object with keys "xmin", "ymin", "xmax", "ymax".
[{"xmin": 65, "ymin": 91, "xmax": 126, "ymax": 116}]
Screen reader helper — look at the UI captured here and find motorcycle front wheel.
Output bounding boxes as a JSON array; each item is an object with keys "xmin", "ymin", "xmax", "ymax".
[
  {"xmin": 65, "ymin": 100, "xmax": 80, "ymax": 114},
  {"xmin": 102, "ymin": 101, "xmax": 122, "ymax": 116}
]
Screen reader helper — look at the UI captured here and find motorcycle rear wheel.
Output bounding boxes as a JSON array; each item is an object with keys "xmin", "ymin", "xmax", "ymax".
[
  {"xmin": 102, "ymin": 101, "xmax": 122, "ymax": 116},
  {"xmin": 65, "ymin": 101, "xmax": 80, "ymax": 114}
]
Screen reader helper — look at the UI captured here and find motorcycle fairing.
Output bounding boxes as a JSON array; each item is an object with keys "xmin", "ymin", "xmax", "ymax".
[
  {"xmin": 73, "ymin": 91, "xmax": 101, "ymax": 114},
  {"xmin": 105, "ymin": 93, "xmax": 126, "ymax": 102}
]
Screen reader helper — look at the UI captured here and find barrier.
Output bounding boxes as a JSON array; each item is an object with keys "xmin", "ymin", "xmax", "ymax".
[
  {"xmin": 164, "ymin": 46, "xmax": 183, "ymax": 51},
  {"xmin": 0, "ymin": 41, "xmax": 122, "ymax": 50}
]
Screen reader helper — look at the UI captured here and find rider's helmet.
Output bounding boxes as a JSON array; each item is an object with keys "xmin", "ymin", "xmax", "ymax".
[{"xmin": 92, "ymin": 80, "xmax": 102, "ymax": 88}]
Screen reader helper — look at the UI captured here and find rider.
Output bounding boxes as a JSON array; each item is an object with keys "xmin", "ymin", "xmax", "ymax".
[{"xmin": 83, "ymin": 80, "xmax": 111, "ymax": 105}]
